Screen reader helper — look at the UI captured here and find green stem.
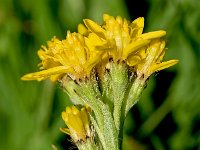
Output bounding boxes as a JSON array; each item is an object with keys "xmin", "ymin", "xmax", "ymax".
[
  {"xmin": 110, "ymin": 62, "xmax": 128, "ymax": 132},
  {"xmin": 78, "ymin": 81, "xmax": 119, "ymax": 150},
  {"xmin": 124, "ymin": 77, "xmax": 145, "ymax": 117}
]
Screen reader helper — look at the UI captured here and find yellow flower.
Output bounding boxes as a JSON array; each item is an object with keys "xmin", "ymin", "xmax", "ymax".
[
  {"xmin": 127, "ymin": 38, "xmax": 178, "ymax": 77},
  {"xmin": 60, "ymin": 106, "xmax": 92, "ymax": 143},
  {"xmin": 21, "ymin": 32, "xmax": 103, "ymax": 81},
  {"xmin": 21, "ymin": 14, "xmax": 178, "ymax": 82},
  {"xmin": 83, "ymin": 14, "xmax": 166, "ymax": 62}
]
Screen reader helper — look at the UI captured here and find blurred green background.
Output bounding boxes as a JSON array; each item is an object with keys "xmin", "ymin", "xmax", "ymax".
[{"xmin": 0, "ymin": 0, "xmax": 199, "ymax": 149}]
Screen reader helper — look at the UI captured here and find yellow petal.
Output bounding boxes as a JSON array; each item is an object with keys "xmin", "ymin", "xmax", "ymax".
[
  {"xmin": 131, "ymin": 17, "xmax": 144, "ymax": 35},
  {"xmin": 87, "ymin": 33, "xmax": 107, "ymax": 46},
  {"xmin": 127, "ymin": 55, "xmax": 142, "ymax": 66},
  {"xmin": 66, "ymin": 107, "xmax": 72, "ymax": 114},
  {"xmin": 150, "ymin": 60, "xmax": 179, "ymax": 72},
  {"xmin": 80, "ymin": 107, "xmax": 90, "ymax": 136},
  {"xmin": 80, "ymin": 107, "xmax": 90, "ymax": 126},
  {"xmin": 123, "ymin": 39, "xmax": 150, "ymax": 59},
  {"xmin": 95, "ymin": 44, "xmax": 114, "ymax": 51},
  {"xmin": 156, "ymin": 41, "xmax": 166, "ymax": 62},
  {"xmin": 84, "ymin": 58, "xmax": 100, "ymax": 75},
  {"xmin": 138, "ymin": 30, "xmax": 166, "ymax": 40},
  {"xmin": 62, "ymin": 111, "xmax": 68, "ymax": 121},
  {"xmin": 50, "ymin": 74, "xmax": 63, "ymax": 82},
  {"xmin": 71, "ymin": 106, "xmax": 80, "ymax": 115},
  {"xmin": 21, "ymin": 66, "xmax": 71, "ymax": 81},
  {"xmin": 103, "ymin": 14, "xmax": 112, "ymax": 21},
  {"xmin": 78, "ymin": 24, "xmax": 88, "ymax": 36},
  {"xmin": 84, "ymin": 19, "xmax": 106, "ymax": 39},
  {"xmin": 68, "ymin": 114, "xmax": 84, "ymax": 133},
  {"xmin": 132, "ymin": 17, "xmax": 144, "ymax": 28},
  {"xmin": 60, "ymin": 128, "xmax": 70, "ymax": 135}
]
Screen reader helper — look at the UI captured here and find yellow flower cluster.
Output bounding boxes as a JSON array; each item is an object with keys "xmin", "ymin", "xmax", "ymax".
[
  {"xmin": 21, "ymin": 32, "xmax": 103, "ymax": 81},
  {"xmin": 127, "ymin": 38, "xmax": 178, "ymax": 78},
  {"xmin": 83, "ymin": 14, "xmax": 165, "ymax": 62},
  {"xmin": 21, "ymin": 14, "xmax": 178, "ymax": 82},
  {"xmin": 60, "ymin": 106, "xmax": 92, "ymax": 143}
]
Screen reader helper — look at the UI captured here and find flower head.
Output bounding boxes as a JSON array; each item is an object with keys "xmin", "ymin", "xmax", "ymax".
[
  {"xmin": 60, "ymin": 105, "xmax": 92, "ymax": 143},
  {"xmin": 21, "ymin": 32, "xmax": 102, "ymax": 81},
  {"xmin": 83, "ymin": 14, "xmax": 166, "ymax": 63},
  {"xmin": 21, "ymin": 14, "xmax": 178, "ymax": 82},
  {"xmin": 127, "ymin": 38, "xmax": 178, "ymax": 78}
]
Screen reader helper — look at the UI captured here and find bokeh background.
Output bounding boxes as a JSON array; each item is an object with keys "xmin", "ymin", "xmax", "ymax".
[{"xmin": 0, "ymin": 0, "xmax": 200, "ymax": 149}]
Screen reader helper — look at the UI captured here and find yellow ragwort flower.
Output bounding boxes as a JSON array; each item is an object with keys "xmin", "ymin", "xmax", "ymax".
[
  {"xmin": 83, "ymin": 14, "xmax": 166, "ymax": 63},
  {"xmin": 60, "ymin": 106, "xmax": 92, "ymax": 143},
  {"xmin": 21, "ymin": 32, "xmax": 103, "ymax": 81},
  {"xmin": 127, "ymin": 38, "xmax": 178, "ymax": 77},
  {"xmin": 21, "ymin": 14, "xmax": 178, "ymax": 82}
]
